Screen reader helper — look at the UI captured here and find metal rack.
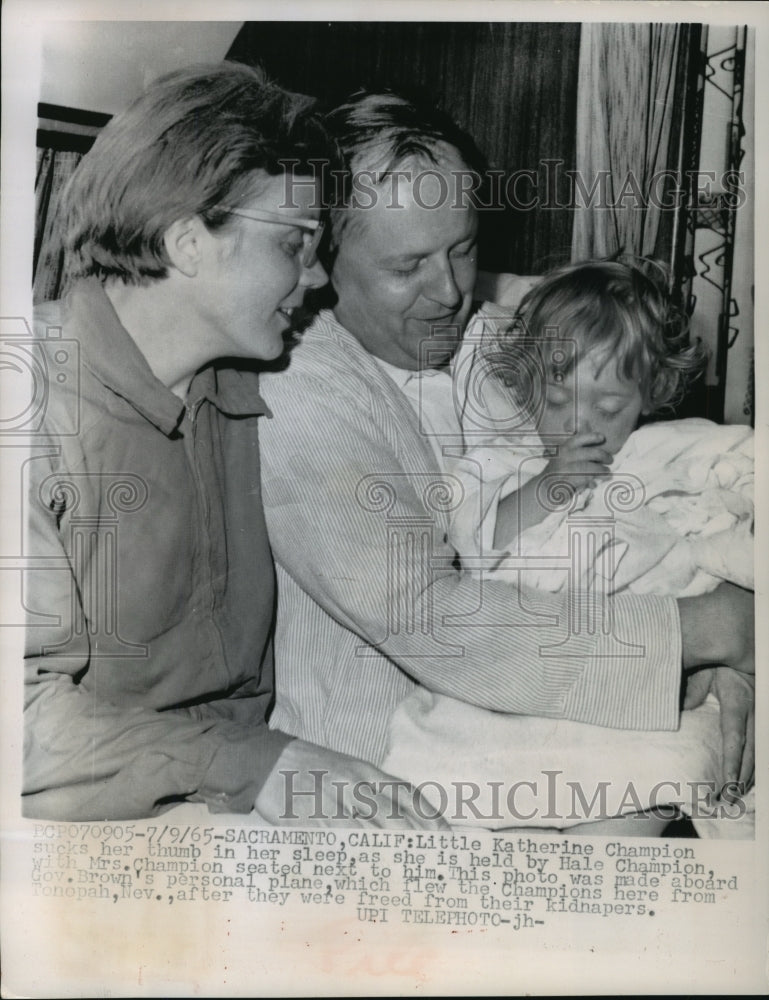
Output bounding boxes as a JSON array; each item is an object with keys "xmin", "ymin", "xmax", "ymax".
[{"xmin": 673, "ymin": 26, "xmax": 749, "ymax": 424}]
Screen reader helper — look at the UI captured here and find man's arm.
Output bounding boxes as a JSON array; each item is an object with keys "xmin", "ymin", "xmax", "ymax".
[
  {"xmin": 679, "ymin": 584, "xmax": 754, "ymax": 678},
  {"xmin": 683, "ymin": 664, "xmax": 754, "ymax": 791},
  {"xmin": 680, "ymin": 585, "xmax": 755, "ymax": 790},
  {"xmin": 260, "ymin": 369, "xmax": 685, "ymax": 731}
]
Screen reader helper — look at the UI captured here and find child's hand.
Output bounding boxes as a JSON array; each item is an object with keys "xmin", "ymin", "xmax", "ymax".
[
  {"xmin": 544, "ymin": 432, "xmax": 613, "ymax": 489},
  {"xmin": 496, "ymin": 433, "xmax": 613, "ymax": 542}
]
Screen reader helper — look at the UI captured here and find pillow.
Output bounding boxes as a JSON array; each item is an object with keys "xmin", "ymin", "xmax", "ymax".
[{"xmin": 474, "ymin": 270, "xmax": 540, "ymax": 310}]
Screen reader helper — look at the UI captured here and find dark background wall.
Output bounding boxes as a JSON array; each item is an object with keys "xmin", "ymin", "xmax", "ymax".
[{"xmin": 227, "ymin": 21, "xmax": 582, "ymax": 275}]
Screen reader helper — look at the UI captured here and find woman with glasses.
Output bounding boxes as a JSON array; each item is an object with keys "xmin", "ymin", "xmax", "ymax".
[{"xmin": 23, "ymin": 62, "xmax": 440, "ymax": 828}]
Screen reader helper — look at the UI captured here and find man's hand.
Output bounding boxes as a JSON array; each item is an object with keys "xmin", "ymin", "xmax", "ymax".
[
  {"xmin": 683, "ymin": 666, "xmax": 755, "ymax": 793},
  {"xmin": 254, "ymin": 740, "xmax": 449, "ymax": 829},
  {"xmin": 679, "ymin": 582, "xmax": 754, "ymax": 676}
]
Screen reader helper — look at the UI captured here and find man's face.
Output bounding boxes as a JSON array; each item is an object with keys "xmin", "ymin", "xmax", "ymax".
[{"xmin": 331, "ymin": 153, "xmax": 478, "ymax": 370}]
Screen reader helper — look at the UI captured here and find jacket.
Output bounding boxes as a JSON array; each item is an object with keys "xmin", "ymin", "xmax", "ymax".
[
  {"xmin": 258, "ymin": 309, "xmax": 681, "ymax": 765},
  {"xmin": 23, "ymin": 279, "xmax": 291, "ymax": 819}
]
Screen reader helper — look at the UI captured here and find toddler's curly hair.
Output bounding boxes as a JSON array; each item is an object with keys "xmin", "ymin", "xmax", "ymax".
[{"xmin": 504, "ymin": 255, "xmax": 707, "ymax": 412}]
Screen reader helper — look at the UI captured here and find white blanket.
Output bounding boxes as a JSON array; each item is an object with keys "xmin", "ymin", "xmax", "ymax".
[
  {"xmin": 383, "ymin": 420, "xmax": 754, "ymax": 837},
  {"xmin": 496, "ymin": 419, "xmax": 754, "ymax": 596},
  {"xmin": 382, "ymin": 689, "xmax": 751, "ymax": 836}
]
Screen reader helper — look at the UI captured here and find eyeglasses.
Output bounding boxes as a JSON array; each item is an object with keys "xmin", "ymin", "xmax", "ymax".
[{"xmin": 216, "ymin": 205, "xmax": 325, "ymax": 269}]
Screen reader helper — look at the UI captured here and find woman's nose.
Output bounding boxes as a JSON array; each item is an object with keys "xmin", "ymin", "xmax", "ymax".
[{"xmin": 300, "ymin": 258, "xmax": 328, "ymax": 290}]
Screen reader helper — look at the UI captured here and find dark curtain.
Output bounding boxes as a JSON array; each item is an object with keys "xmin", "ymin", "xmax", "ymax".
[
  {"xmin": 227, "ymin": 21, "xmax": 581, "ymax": 274},
  {"xmin": 34, "ymin": 146, "xmax": 84, "ymax": 304},
  {"xmin": 34, "ymin": 106, "xmax": 108, "ymax": 304}
]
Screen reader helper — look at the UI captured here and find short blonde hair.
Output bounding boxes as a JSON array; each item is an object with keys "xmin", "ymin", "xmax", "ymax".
[{"xmin": 63, "ymin": 62, "xmax": 335, "ymax": 286}]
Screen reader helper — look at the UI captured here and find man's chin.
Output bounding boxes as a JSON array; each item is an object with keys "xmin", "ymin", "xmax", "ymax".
[{"xmin": 413, "ymin": 321, "xmax": 462, "ymax": 369}]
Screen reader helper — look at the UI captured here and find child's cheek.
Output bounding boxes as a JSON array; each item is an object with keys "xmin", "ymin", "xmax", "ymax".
[
  {"xmin": 541, "ymin": 409, "xmax": 574, "ymax": 438},
  {"xmin": 610, "ymin": 419, "xmax": 637, "ymax": 456}
]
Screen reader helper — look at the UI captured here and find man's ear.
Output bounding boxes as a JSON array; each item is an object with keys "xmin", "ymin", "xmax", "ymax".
[{"xmin": 163, "ymin": 216, "xmax": 207, "ymax": 278}]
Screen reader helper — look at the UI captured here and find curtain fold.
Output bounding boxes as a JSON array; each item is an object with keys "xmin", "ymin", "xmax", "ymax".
[
  {"xmin": 571, "ymin": 23, "xmax": 681, "ymax": 260},
  {"xmin": 33, "ymin": 146, "xmax": 83, "ymax": 304}
]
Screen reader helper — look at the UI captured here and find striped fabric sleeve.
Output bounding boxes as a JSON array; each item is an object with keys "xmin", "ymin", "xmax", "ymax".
[{"xmin": 260, "ymin": 369, "xmax": 682, "ymax": 733}]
